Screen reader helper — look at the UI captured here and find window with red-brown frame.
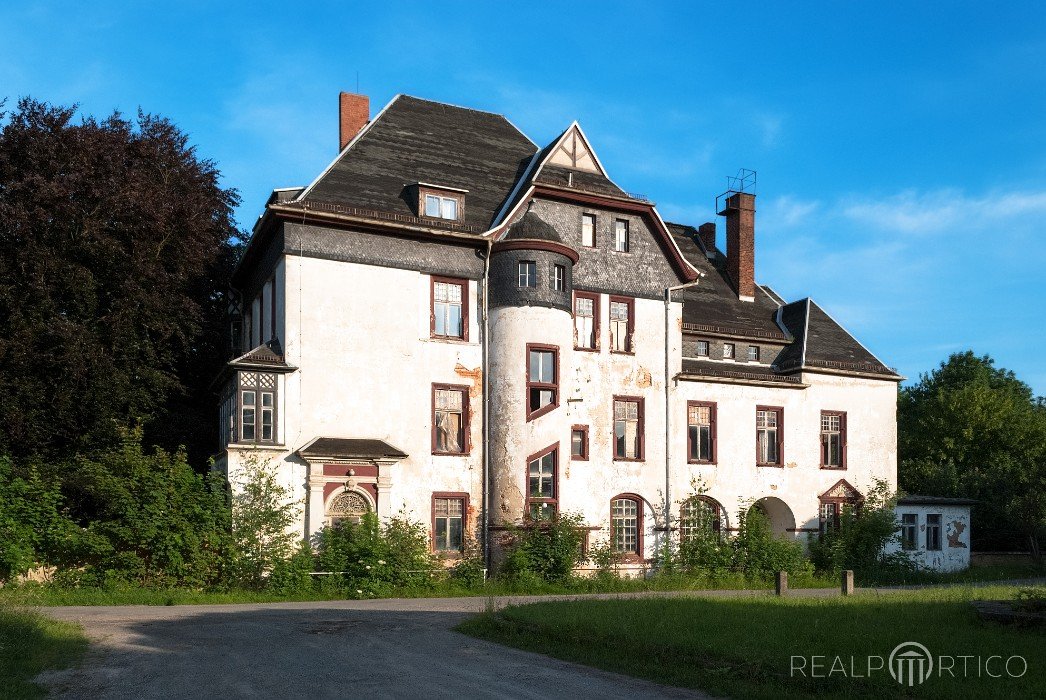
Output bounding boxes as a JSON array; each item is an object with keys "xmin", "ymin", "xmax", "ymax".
[
  {"xmin": 526, "ymin": 444, "xmax": 558, "ymax": 520},
  {"xmin": 608, "ymin": 296, "xmax": 634, "ymax": 353},
  {"xmin": 431, "ymin": 492, "xmax": 469, "ymax": 552},
  {"xmin": 820, "ymin": 411, "xmax": 847, "ymax": 469},
  {"xmin": 611, "ymin": 494, "xmax": 643, "ymax": 558},
  {"xmin": 430, "ymin": 276, "xmax": 468, "ymax": 341},
  {"xmin": 570, "ymin": 425, "xmax": 589, "ymax": 461},
  {"xmin": 613, "ymin": 396, "xmax": 644, "ymax": 461},
  {"xmin": 573, "ymin": 291, "xmax": 599, "ymax": 351},
  {"xmin": 526, "ymin": 344, "xmax": 558, "ymax": 420},
  {"xmin": 432, "ymin": 384, "xmax": 469, "ymax": 455},
  {"xmin": 756, "ymin": 406, "xmax": 784, "ymax": 466},
  {"xmin": 687, "ymin": 401, "xmax": 717, "ymax": 463}
]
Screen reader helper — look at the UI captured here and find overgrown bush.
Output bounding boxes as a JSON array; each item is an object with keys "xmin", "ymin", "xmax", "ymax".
[
  {"xmin": 57, "ymin": 429, "xmax": 231, "ymax": 588},
  {"xmin": 311, "ymin": 512, "xmax": 437, "ymax": 596},
  {"xmin": 226, "ymin": 453, "xmax": 300, "ymax": 589},
  {"xmin": 731, "ymin": 506, "xmax": 810, "ymax": 578},
  {"xmin": 500, "ymin": 513, "xmax": 587, "ymax": 584},
  {"xmin": 807, "ymin": 479, "xmax": 916, "ymax": 579},
  {"xmin": 0, "ymin": 456, "xmax": 72, "ymax": 580}
]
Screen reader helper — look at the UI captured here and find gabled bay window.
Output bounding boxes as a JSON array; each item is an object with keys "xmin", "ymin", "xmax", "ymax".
[{"xmin": 232, "ymin": 372, "xmax": 278, "ymax": 445}]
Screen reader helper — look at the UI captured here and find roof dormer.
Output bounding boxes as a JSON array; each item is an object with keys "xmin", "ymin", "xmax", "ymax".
[{"xmin": 414, "ymin": 182, "xmax": 468, "ymax": 222}]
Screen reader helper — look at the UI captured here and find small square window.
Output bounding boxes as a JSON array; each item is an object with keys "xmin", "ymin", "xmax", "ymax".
[
  {"xmin": 422, "ymin": 193, "xmax": 460, "ymax": 221},
  {"xmin": 552, "ymin": 264, "xmax": 566, "ymax": 291},
  {"xmin": 723, "ymin": 343, "xmax": 735, "ymax": 359},
  {"xmin": 518, "ymin": 261, "xmax": 537, "ymax": 288},
  {"xmin": 696, "ymin": 340, "xmax": 709, "ymax": 357},
  {"xmin": 747, "ymin": 345, "xmax": 760, "ymax": 362},
  {"xmin": 581, "ymin": 214, "xmax": 596, "ymax": 247}
]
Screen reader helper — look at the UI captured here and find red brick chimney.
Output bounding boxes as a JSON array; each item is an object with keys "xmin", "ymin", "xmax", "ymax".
[
  {"xmin": 697, "ymin": 222, "xmax": 716, "ymax": 258},
  {"xmin": 719, "ymin": 192, "xmax": 756, "ymax": 301},
  {"xmin": 339, "ymin": 92, "xmax": 369, "ymax": 151}
]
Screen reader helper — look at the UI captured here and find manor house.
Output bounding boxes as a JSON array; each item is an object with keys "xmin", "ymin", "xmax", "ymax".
[{"xmin": 217, "ymin": 91, "xmax": 902, "ymax": 566}]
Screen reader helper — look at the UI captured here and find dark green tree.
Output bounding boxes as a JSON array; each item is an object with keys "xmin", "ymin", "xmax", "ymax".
[
  {"xmin": 899, "ymin": 351, "xmax": 1046, "ymax": 554},
  {"xmin": 0, "ymin": 97, "xmax": 243, "ymax": 466}
]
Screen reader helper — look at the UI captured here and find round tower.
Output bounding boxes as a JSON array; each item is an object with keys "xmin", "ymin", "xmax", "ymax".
[{"xmin": 488, "ymin": 210, "xmax": 578, "ymax": 527}]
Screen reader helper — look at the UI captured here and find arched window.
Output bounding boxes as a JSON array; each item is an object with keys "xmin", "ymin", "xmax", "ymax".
[
  {"xmin": 327, "ymin": 490, "xmax": 371, "ymax": 527},
  {"xmin": 679, "ymin": 496, "xmax": 724, "ymax": 540},
  {"xmin": 611, "ymin": 495, "xmax": 643, "ymax": 556}
]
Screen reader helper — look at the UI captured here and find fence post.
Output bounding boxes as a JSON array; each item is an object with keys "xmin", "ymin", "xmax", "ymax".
[
  {"xmin": 841, "ymin": 569, "xmax": 855, "ymax": 596},
  {"xmin": 775, "ymin": 570, "xmax": 788, "ymax": 596}
]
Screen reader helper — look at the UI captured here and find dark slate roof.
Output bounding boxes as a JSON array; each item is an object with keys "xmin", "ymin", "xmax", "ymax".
[
  {"xmin": 897, "ymin": 495, "xmax": 978, "ymax": 506},
  {"xmin": 301, "ymin": 95, "xmax": 537, "ymax": 230},
  {"xmin": 679, "ymin": 359, "xmax": 804, "ymax": 386},
  {"xmin": 776, "ymin": 298, "xmax": 897, "ymax": 377},
  {"xmin": 533, "ymin": 164, "xmax": 627, "ymax": 198},
  {"xmin": 501, "ymin": 210, "xmax": 567, "ymax": 245},
  {"xmin": 668, "ymin": 224, "xmax": 791, "ymax": 342},
  {"xmin": 297, "ymin": 437, "xmax": 408, "ymax": 460}
]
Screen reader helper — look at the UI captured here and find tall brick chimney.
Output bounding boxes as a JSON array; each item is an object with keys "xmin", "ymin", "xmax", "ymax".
[
  {"xmin": 339, "ymin": 92, "xmax": 369, "ymax": 151},
  {"xmin": 697, "ymin": 222, "xmax": 716, "ymax": 258},
  {"xmin": 719, "ymin": 192, "xmax": 756, "ymax": 301}
]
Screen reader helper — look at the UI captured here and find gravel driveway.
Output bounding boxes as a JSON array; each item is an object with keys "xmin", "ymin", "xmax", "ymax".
[{"xmin": 38, "ymin": 594, "xmax": 714, "ymax": 699}]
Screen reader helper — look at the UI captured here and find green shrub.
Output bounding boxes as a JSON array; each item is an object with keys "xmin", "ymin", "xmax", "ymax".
[
  {"xmin": 807, "ymin": 479, "xmax": 917, "ymax": 579},
  {"xmin": 732, "ymin": 506, "xmax": 810, "ymax": 578},
  {"xmin": 676, "ymin": 528, "xmax": 734, "ymax": 575},
  {"xmin": 0, "ymin": 456, "xmax": 72, "ymax": 581},
  {"xmin": 227, "ymin": 453, "xmax": 300, "ymax": 589},
  {"xmin": 499, "ymin": 512, "xmax": 587, "ymax": 584},
  {"xmin": 312, "ymin": 512, "xmax": 437, "ymax": 596},
  {"xmin": 266, "ymin": 541, "xmax": 317, "ymax": 595}
]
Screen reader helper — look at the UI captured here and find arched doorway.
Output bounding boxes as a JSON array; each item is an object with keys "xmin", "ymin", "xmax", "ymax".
[
  {"xmin": 326, "ymin": 489, "xmax": 373, "ymax": 527},
  {"xmin": 751, "ymin": 496, "xmax": 796, "ymax": 538}
]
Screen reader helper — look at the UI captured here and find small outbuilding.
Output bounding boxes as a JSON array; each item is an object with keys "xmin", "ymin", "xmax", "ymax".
[{"xmin": 888, "ymin": 495, "xmax": 976, "ymax": 572}]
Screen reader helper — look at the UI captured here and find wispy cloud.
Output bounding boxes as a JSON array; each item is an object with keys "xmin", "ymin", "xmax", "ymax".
[{"xmin": 841, "ymin": 188, "xmax": 1046, "ymax": 234}]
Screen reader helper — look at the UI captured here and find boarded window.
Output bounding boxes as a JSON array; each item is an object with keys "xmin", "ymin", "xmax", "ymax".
[
  {"xmin": 614, "ymin": 219, "xmax": 629, "ymax": 252},
  {"xmin": 723, "ymin": 343, "xmax": 735, "ymax": 359},
  {"xmin": 581, "ymin": 213, "xmax": 596, "ymax": 247},
  {"xmin": 574, "ymin": 294, "xmax": 597, "ymax": 349},
  {"xmin": 609, "ymin": 299, "xmax": 632, "ymax": 352}
]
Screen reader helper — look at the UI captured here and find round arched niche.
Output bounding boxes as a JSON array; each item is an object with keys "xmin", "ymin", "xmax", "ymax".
[{"xmin": 750, "ymin": 496, "xmax": 796, "ymax": 539}]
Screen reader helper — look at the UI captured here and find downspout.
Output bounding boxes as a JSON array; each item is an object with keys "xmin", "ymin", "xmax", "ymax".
[
  {"xmin": 664, "ymin": 279, "xmax": 700, "ymax": 555},
  {"xmin": 482, "ymin": 238, "xmax": 492, "ymax": 576}
]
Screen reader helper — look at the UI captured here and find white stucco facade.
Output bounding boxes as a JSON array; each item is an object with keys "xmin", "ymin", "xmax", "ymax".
[{"xmin": 886, "ymin": 501, "xmax": 973, "ymax": 572}]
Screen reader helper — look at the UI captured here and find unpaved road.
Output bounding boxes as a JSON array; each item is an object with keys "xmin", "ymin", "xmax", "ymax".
[{"xmin": 38, "ymin": 593, "xmax": 724, "ymax": 699}]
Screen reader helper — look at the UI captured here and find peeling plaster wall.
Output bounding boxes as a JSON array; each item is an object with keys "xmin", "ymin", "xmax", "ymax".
[
  {"xmin": 886, "ymin": 504, "xmax": 971, "ymax": 572},
  {"xmin": 672, "ymin": 372, "xmax": 898, "ymax": 536},
  {"xmin": 226, "ymin": 253, "xmax": 484, "ymax": 541}
]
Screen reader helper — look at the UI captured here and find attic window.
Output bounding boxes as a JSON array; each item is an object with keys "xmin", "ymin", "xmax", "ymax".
[
  {"xmin": 417, "ymin": 184, "xmax": 466, "ymax": 222},
  {"xmin": 425, "ymin": 194, "xmax": 458, "ymax": 220}
]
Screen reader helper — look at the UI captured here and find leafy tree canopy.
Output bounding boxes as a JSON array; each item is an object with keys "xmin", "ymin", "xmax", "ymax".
[
  {"xmin": 0, "ymin": 97, "xmax": 243, "ymax": 464},
  {"xmin": 899, "ymin": 351, "xmax": 1046, "ymax": 552}
]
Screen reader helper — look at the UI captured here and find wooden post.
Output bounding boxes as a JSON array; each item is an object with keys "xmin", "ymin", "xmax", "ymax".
[
  {"xmin": 775, "ymin": 570, "xmax": 788, "ymax": 596},
  {"xmin": 841, "ymin": 569, "xmax": 855, "ymax": 596}
]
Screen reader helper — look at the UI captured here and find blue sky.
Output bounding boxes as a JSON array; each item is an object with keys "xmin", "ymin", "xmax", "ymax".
[{"xmin": 3, "ymin": 2, "xmax": 1045, "ymax": 394}]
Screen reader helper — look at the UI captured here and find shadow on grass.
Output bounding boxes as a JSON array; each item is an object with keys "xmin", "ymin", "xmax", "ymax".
[
  {"xmin": 0, "ymin": 608, "xmax": 88, "ymax": 700},
  {"xmin": 35, "ymin": 605, "xmax": 696, "ymax": 699}
]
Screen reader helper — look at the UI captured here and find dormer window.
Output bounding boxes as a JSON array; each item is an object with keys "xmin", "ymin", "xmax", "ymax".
[
  {"xmin": 417, "ymin": 183, "xmax": 466, "ymax": 222},
  {"xmin": 425, "ymin": 194, "xmax": 457, "ymax": 220}
]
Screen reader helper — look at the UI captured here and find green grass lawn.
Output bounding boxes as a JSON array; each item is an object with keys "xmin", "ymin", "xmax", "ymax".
[
  {"xmin": 458, "ymin": 586, "xmax": 1046, "ymax": 699},
  {"xmin": 0, "ymin": 607, "xmax": 88, "ymax": 699}
]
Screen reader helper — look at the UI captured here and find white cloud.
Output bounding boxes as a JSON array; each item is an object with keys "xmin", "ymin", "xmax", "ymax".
[{"xmin": 841, "ymin": 188, "xmax": 1046, "ymax": 234}]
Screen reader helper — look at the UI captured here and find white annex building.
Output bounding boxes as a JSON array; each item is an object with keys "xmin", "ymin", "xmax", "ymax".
[{"xmin": 217, "ymin": 91, "xmax": 910, "ymax": 567}]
